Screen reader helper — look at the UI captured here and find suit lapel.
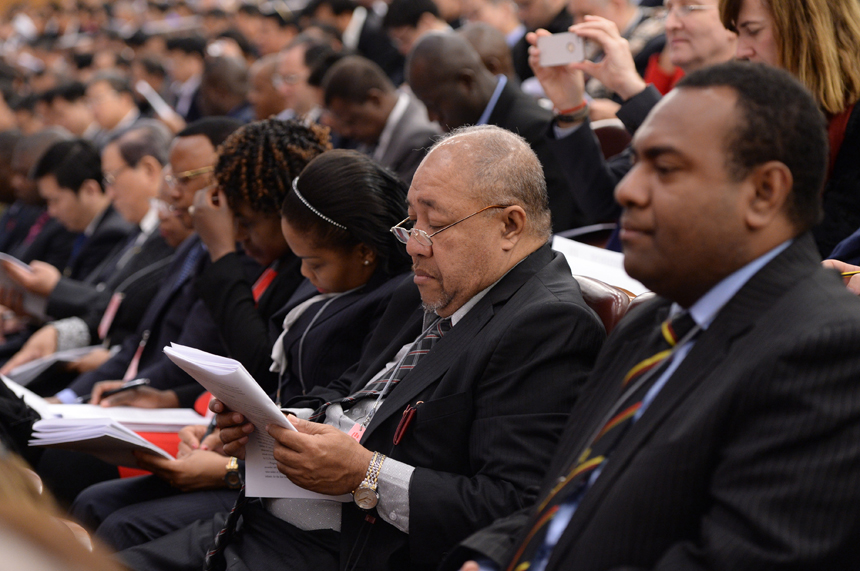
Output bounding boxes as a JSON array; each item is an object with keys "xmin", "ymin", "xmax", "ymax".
[
  {"xmin": 553, "ymin": 234, "xmax": 822, "ymax": 545},
  {"xmin": 363, "ymin": 244, "xmax": 555, "ymax": 436}
]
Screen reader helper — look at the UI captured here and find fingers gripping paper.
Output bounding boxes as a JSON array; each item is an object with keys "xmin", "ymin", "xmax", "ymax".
[{"xmin": 163, "ymin": 343, "xmax": 350, "ymax": 501}]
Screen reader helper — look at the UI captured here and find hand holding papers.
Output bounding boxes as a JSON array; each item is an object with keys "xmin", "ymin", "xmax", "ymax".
[
  {"xmin": 163, "ymin": 344, "xmax": 350, "ymax": 500},
  {"xmin": 0, "ymin": 254, "xmax": 49, "ymax": 320}
]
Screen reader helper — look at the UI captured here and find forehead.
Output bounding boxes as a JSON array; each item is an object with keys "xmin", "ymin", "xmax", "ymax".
[
  {"xmin": 38, "ymin": 174, "xmax": 70, "ymax": 195},
  {"xmin": 169, "ymin": 135, "xmax": 216, "ymax": 171},
  {"xmin": 101, "ymin": 142, "xmax": 125, "ymax": 168},
  {"xmin": 86, "ymin": 80, "xmax": 114, "ymax": 95},
  {"xmin": 633, "ymin": 86, "xmax": 737, "ymax": 158},
  {"xmin": 279, "ymin": 47, "xmax": 306, "ymax": 71},
  {"xmin": 408, "ymin": 144, "xmax": 475, "ymax": 213}
]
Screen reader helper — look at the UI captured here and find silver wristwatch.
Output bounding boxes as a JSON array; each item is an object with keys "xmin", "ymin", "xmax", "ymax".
[{"xmin": 353, "ymin": 452, "xmax": 385, "ymax": 510}]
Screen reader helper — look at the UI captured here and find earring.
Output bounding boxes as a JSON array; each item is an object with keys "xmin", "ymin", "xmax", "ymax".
[{"xmin": 363, "ymin": 260, "xmax": 371, "ymax": 266}]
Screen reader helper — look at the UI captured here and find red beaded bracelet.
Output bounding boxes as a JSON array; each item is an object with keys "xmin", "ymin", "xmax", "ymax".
[{"xmin": 556, "ymin": 101, "xmax": 587, "ymax": 115}]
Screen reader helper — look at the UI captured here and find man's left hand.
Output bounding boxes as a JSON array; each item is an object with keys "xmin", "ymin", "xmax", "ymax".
[
  {"xmin": 133, "ymin": 449, "xmax": 230, "ymax": 492},
  {"xmin": 267, "ymin": 416, "xmax": 374, "ymax": 496}
]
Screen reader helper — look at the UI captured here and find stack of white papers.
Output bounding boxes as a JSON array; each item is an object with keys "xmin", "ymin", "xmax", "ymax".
[
  {"xmin": 0, "ymin": 253, "xmax": 48, "ymax": 320},
  {"xmin": 29, "ymin": 417, "xmax": 173, "ymax": 467},
  {"xmin": 164, "ymin": 343, "xmax": 349, "ymax": 501}
]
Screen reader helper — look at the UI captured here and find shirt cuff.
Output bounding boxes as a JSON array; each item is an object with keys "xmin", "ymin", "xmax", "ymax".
[
  {"xmin": 52, "ymin": 318, "xmax": 91, "ymax": 352},
  {"xmin": 376, "ymin": 457, "xmax": 414, "ymax": 533},
  {"xmin": 55, "ymin": 388, "xmax": 78, "ymax": 403},
  {"xmin": 553, "ymin": 122, "xmax": 584, "ymax": 140}
]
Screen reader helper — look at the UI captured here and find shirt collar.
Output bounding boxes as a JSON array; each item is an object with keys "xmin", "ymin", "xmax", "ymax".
[
  {"xmin": 673, "ymin": 239, "xmax": 793, "ymax": 329},
  {"xmin": 477, "ymin": 75, "xmax": 507, "ymax": 126},
  {"xmin": 83, "ymin": 205, "xmax": 109, "ymax": 237},
  {"xmin": 138, "ymin": 205, "xmax": 159, "ymax": 237},
  {"xmin": 506, "ymin": 24, "xmax": 526, "ymax": 47},
  {"xmin": 342, "ymin": 6, "xmax": 367, "ymax": 51},
  {"xmin": 373, "ymin": 92, "xmax": 410, "ymax": 161}
]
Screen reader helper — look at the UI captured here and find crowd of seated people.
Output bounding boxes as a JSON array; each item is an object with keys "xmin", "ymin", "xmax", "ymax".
[{"xmin": 0, "ymin": 1, "xmax": 859, "ymax": 571}]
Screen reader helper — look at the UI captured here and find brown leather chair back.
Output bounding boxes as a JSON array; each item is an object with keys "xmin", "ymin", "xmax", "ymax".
[{"xmin": 574, "ymin": 275, "xmax": 631, "ymax": 334}]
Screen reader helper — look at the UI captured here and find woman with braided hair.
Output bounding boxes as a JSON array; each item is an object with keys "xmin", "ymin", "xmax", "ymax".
[{"xmin": 70, "ymin": 136, "xmax": 413, "ymax": 555}]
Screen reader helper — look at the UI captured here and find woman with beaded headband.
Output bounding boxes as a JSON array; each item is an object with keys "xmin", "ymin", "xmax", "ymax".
[{"xmin": 69, "ymin": 147, "xmax": 413, "ymax": 552}]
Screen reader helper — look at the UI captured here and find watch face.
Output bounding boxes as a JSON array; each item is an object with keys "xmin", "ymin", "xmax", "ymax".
[
  {"xmin": 353, "ymin": 487, "xmax": 379, "ymax": 510},
  {"xmin": 225, "ymin": 471, "xmax": 242, "ymax": 489}
]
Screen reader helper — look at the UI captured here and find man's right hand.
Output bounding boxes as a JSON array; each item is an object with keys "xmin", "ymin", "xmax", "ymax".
[
  {"xmin": 91, "ymin": 381, "xmax": 180, "ymax": 408},
  {"xmin": 212, "ymin": 397, "xmax": 254, "ymax": 460},
  {"xmin": 527, "ymin": 29, "xmax": 587, "ymax": 113},
  {"xmin": 0, "ymin": 324, "xmax": 58, "ymax": 375},
  {"xmin": 569, "ymin": 16, "xmax": 647, "ymax": 101}
]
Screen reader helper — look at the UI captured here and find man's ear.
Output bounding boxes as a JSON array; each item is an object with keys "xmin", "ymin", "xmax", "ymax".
[
  {"xmin": 745, "ymin": 161, "xmax": 793, "ymax": 230},
  {"xmin": 455, "ymin": 68, "xmax": 477, "ymax": 94},
  {"xmin": 500, "ymin": 205, "xmax": 527, "ymax": 251},
  {"xmin": 79, "ymin": 178, "xmax": 103, "ymax": 198}
]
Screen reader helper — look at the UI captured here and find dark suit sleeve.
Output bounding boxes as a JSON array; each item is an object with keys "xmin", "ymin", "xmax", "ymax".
[
  {"xmin": 548, "ymin": 85, "xmax": 661, "ymax": 223},
  {"xmin": 406, "ymin": 297, "xmax": 605, "ymax": 566},
  {"xmin": 46, "ymin": 277, "xmax": 105, "ymax": 320}
]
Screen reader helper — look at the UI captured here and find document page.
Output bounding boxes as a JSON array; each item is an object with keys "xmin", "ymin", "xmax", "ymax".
[
  {"xmin": 29, "ymin": 417, "xmax": 173, "ymax": 467},
  {"xmin": 0, "ymin": 253, "xmax": 48, "ymax": 319},
  {"xmin": 164, "ymin": 343, "xmax": 350, "ymax": 500}
]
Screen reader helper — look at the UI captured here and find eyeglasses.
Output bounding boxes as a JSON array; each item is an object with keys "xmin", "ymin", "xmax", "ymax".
[
  {"xmin": 150, "ymin": 197, "xmax": 177, "ymax": 214},
  {"xmin": 391, "ymin": 204, "xmax": 511, "ymax": 248},
  {"xmin": 271, "ymin": 72, "xmax": 305, "ymax": 90},
  {"xmin": 664, "ymin": 3, "xmax": 716, "ymax": 18},
  {"xmin": 102, "ymin": 164, "xmax": 131, "ymax": 188},
  {"xmin": 163, "ymin": 165, "xmax": 214, "ymax": 189}
]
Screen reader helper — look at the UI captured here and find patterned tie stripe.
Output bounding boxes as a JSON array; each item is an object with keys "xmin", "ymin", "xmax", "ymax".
[
  {"xmin": 506, "ymin": 312, "xmax": 697, "ymax": 571},
  {"xmin": 203, "ymin": 485, "xmax": 248, "ymax": 571},
  {"xmin": 309, "ymin": 317, "xmax": 451, "ymax": 421}
]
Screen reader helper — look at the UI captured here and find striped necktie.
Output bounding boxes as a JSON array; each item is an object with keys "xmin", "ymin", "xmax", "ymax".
[
  {"xmin": 308, "ymin": 316, "xmax": 453, "ymax": 421},
  {"xmin": 506, "ymin": 310, "xmax": 699, "ymax": 571}
]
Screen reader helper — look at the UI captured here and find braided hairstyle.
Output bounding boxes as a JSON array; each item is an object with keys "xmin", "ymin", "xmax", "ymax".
[
  {"xmin": 215, "ymin": 119, "xmax": 331, "ymax": 215},
  {"xmin": 283, "ymin": 149, "xmax": 412, "ymax": 277}
]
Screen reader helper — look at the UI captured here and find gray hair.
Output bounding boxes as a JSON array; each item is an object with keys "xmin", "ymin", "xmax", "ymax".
[{"xmin": 426, "ymin": 125, "xmax": 552, "ymax": 240}]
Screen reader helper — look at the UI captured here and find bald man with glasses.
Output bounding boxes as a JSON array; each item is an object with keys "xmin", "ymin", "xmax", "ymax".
[{"xmin": 121, "ymin": 124, "xmax": 606, "ymax": 571}]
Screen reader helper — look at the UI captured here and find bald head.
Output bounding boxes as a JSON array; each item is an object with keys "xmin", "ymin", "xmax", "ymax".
[
  {"xmin": 425, "ymin": 125, "xmax": 551, "ymax": 240},
  {"xmin": 458, "ymin": 22, "xmax": 516, "ymax": 79},
  {"xmin": 407, "ymin": 32, "xmax": 499, "ymax": 130}
]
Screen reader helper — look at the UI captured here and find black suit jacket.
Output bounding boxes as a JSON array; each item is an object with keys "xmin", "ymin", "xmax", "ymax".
[
  {"xmin": 0, "ymin": 202, "xmax": 43, "ymax": 253},
  {"xmin": 46, "ymin": 224, "xmax": 173, "ymax": 322},
  {"xmin": 358, "ymin": 11, "xmax": 405, "ymax": 85},
  {"xmin": 67, "ymin": 235, "xmax": 225, "ymax": 397},
  {"xmin": 289, "ymin": 244, "xmax": 605, "ymax": 571},
  {"xmin": 374, "ymin": 96, "xmax": 441, "ymax": 185},
  {"xmin": 62, "ymin": 204, "xmax": 135, "ymax": 281},
  {"xmin": 13, "ymin": 217, "xmax": 76, "ymax": 271},
  {"xmin": 172, "ymin": 251, "xmax": 306, "ymax": 407},
  {"xmin": 274, "ymin": 270, "xmax": 411, "ymax": 403},
  {"xmin": 453, "ymin": 234, "xmax": 860, "ymax": 571},
  {"xmin": 547, "ymin": 84, "xmax": 661, "ymax": 225},
  {"xmin": 488, "ymin": 80, "xmax": 582, "ymax": 232}
]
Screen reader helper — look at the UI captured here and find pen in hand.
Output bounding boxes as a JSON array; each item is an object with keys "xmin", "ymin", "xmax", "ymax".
[{"xmin": 76, "ymin": 378, "xmax": 151, "ymax": 404}]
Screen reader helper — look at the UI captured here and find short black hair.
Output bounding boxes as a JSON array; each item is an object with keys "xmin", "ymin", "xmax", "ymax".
[
  {"xmin": 323, "ymin": 55, "xmax": 394, "ymax": 106},
  {"xmin": 217, "ymin": 29, "xmax": 259, "ymax": 59},
  {"xmin": 284, "ymin": 149, "xmax": 411, "ymax": 276},
  {"xmin": 677, "ymin": 61, "xmax": 827, "ymax": 232},
  {"xmin": 88, "ymin": 70, "xmax": 134, "ymax": 96},
  {"xmin": 165, "ymin": 35, "xmax": 207, "ymax": 58},
  {"xmin": 46, "ymin": 81, "xmax": 87, "ymax": 104},
  {"xmin": 383, "ymin": 0, "xmax": 439, "ymax": 29},
  {"xmin": 260, "ymin": 2, "xmax": 297, "ymax": 27},
  {"xmin": 177, "ymin": 117, "xmax": 244, "ymax": 148},
  {"xmin": 308, "ymin": 50, "xmax": 347, "ymax": 89},
  {"xmin": 32, "ymin": 139, "xmax": 102, "ymax": 194},
  {"xmin": 305, "ymin": 0, "xmax": 357, "ymax": 17},
  {"xmin": 134, "ymin": 56, "xmax": 166, "ymax": 79}
]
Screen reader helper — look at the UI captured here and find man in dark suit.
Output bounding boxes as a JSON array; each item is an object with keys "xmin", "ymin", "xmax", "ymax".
[
  {"xmin": 119, "ymin": 124, "xmax": 605, "ymax": 571},
  {"xmin": 408, "ymin": 32, "xmax": 582, "ymax": 232},
  {"xmin": 322, "ymin": 55, "xmax": 441, "ymax": 185},
  {"xmin": 448, "ymin": 62, "xmax": 860, "ymax": 571},
  {"xmin": 18, "ymin": 139, "xmax": 134, "ymax": 288},
  {"xmin": 0, "ymin": 122, "xmax": 178, "ymax": 379}
]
